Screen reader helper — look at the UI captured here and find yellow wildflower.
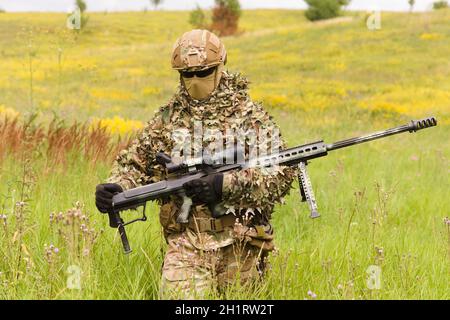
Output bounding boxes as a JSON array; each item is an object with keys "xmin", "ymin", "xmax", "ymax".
[
  {"xmin": 0, "ymin": 105, "xmax": 20, "ymax": 119},
  {"xmin": 90, "ymin": 88, "xmax": 133, "ymax": 101},
  {"xmin": 91, "ymin": 116, "xmax": 144, "ymax": 136},
  {"xmin": 142, "ymin": 87, "xmax": 161, "ymax": 96},
  {"xmin": 419, "ymin": 33, "xmax": 443, "ymax": 41}
]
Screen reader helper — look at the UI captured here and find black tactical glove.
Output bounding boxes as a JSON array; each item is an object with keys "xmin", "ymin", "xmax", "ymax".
[
  {"xmin": 95, "ymin": 183, "xmax": 123, "ymax": 213},
  {"xmin": 183, "ymin": 173, "xmax": 224, "ymax": 205}
]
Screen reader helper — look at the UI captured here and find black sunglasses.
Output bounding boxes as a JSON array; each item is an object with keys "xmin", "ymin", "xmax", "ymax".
[{"xmin": 179, "ymin": 67, "xmax": 216, "ymax": 78}]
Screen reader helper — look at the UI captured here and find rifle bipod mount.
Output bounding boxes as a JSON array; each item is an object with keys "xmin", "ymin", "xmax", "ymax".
[{"xmin": 298, "ymin": 161, "xmax": 320, "ymax": 219}]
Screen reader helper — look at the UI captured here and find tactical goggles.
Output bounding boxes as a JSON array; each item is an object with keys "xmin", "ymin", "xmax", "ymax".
[{"xmin": 179, "ymin": 67, "xmax": 216, "ymax": 78}]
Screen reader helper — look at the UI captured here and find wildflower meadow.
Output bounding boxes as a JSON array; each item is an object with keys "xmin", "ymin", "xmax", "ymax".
[{"xmin": 0, "ymin": 9, "xmax": 449, "ymax": 299}]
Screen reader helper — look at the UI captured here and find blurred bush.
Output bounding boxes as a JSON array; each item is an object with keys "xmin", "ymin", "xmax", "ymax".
[
  {"xmin": 305, "ymin": 0, "xmax": 350, "ymax": 21},
  {"xmin": 189, "ymin": 5, "xmax": 207, "ymax": 29},
  {"xmin": 188, "ymin": 0, "xmax": 241, "ymax": 36},
  {"xmin": 150, "ymin": 0, "xmax": 164, "ymax": 10},
  {"xmin": 211, "ymin": 0, "xmax": 242, "ymax": 36},
  {"xmin": 433, "ymin": 1, "xmax": 449, "ymax": 9},
  {"xmin": 408, "ymin": 0, "xmax": 416, "ymax": 12},
  {"xmin": 76, "ymin": 0, "xmax": 89, "ymax": 30}
]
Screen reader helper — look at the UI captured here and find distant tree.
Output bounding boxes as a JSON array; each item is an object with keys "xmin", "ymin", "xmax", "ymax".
[
  {"xmin": 408, "ymin": 0, "xmax": 415, "ymax": 12},
  {"xmin": 68, "ymin": 0, "xmax": 88, "ymax": 30},
  {"xmin": 150, "ymin": 0, "xmax": 164, "ymax": 10},
  {"xmin": 210, "ymin": 0, "xmax": 242, "ymax": 36},
  {"xmin": 76, "ymin": 0, "xmax": 87, "ymax": 13},
  {"xmin": 0, "ymin": 7, "xmax": 5, "ymax": 13},
  {"xmin": 189, "ymin": 5, "xmax": 207, "ymax": 29},
  {"xmin": 433, "ymin": 0, "xmax": 448, "ymax": 9},
  {"xmin": 338, "ymin": 0, "xmax": 351, "ymax": 8},
  {"xmin": 305, "ymin": 0, "xmax": 351, "ymax": 21}
]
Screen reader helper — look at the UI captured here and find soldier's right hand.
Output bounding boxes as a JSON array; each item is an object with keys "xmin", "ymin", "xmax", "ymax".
[{"xmin": 95, "ymin": 183, "xmax": 123, "ymax": 213}]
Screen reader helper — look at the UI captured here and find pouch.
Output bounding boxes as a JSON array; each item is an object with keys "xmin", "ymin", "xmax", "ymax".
[{"xmin": 159, "ymin": 202, "xmax": 184, "ymax": 236}]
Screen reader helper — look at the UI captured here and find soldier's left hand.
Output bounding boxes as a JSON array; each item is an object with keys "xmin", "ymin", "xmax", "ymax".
[
  {"xmin": 95, "ymin": 183, "xmax": 123, "ymax": 213},
  {"xmin": 183, "ymin": 172, "xmax": 223, "ymax": 205}
]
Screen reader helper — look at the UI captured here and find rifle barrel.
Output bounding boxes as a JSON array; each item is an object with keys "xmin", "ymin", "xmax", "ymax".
[{"xmin": 326, "ymin": 116, "xmax": 437, "ymax": 152}]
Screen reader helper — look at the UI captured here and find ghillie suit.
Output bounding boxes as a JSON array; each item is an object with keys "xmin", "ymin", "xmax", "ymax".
[
  {"xmin": 108, "ymin": 71, "xmax": 295, "ymax": 298},
  {"xmin": 106, "ymin": 30, "xmax": 295, "ymax": 298}
]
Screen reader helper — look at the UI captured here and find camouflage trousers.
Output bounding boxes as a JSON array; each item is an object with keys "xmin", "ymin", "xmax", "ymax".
[{"xmin": 159, "ymin": 232, "xmax": 265, "ymax": 299}]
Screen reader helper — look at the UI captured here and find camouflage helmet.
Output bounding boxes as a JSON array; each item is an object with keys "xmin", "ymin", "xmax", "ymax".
[{"xmin": 171, "ymin": 29, "xmax": 227, "ymax": 71}]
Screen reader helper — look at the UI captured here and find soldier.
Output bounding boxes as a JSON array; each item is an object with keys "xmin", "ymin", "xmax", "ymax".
[{"xmin": 95, "ymin": 29, "xmax": 295, "ymax": 299}]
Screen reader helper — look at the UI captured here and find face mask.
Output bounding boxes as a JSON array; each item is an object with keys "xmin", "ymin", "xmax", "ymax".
[
  {"xmin": 181, "ymin": 62, "xmax": 225, "ymax": 101},
  {"xmin": 182, "ymin": 70, "xmax": 217, "ymax": 100}
]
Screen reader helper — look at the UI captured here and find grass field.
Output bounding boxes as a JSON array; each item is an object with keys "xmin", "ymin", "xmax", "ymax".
[{"xmin": 0, "ymin": 9, "xmax": 449, "ymax": 299}]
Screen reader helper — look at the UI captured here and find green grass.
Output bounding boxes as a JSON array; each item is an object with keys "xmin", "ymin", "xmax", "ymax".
[{"xmin": 0, "ymin": 10, "xmax": 449, "ymax": 299}]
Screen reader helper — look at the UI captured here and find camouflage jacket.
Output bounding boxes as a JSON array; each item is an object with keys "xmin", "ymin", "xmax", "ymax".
[{"xmin": 108, "ymin": 71, "xmax": 295, "ymax": 241}]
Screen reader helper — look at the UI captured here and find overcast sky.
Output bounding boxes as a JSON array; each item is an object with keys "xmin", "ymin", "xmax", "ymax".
[{"xmin": 0, "ymin": 0, "xmax": 439, "ymax": 12}]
